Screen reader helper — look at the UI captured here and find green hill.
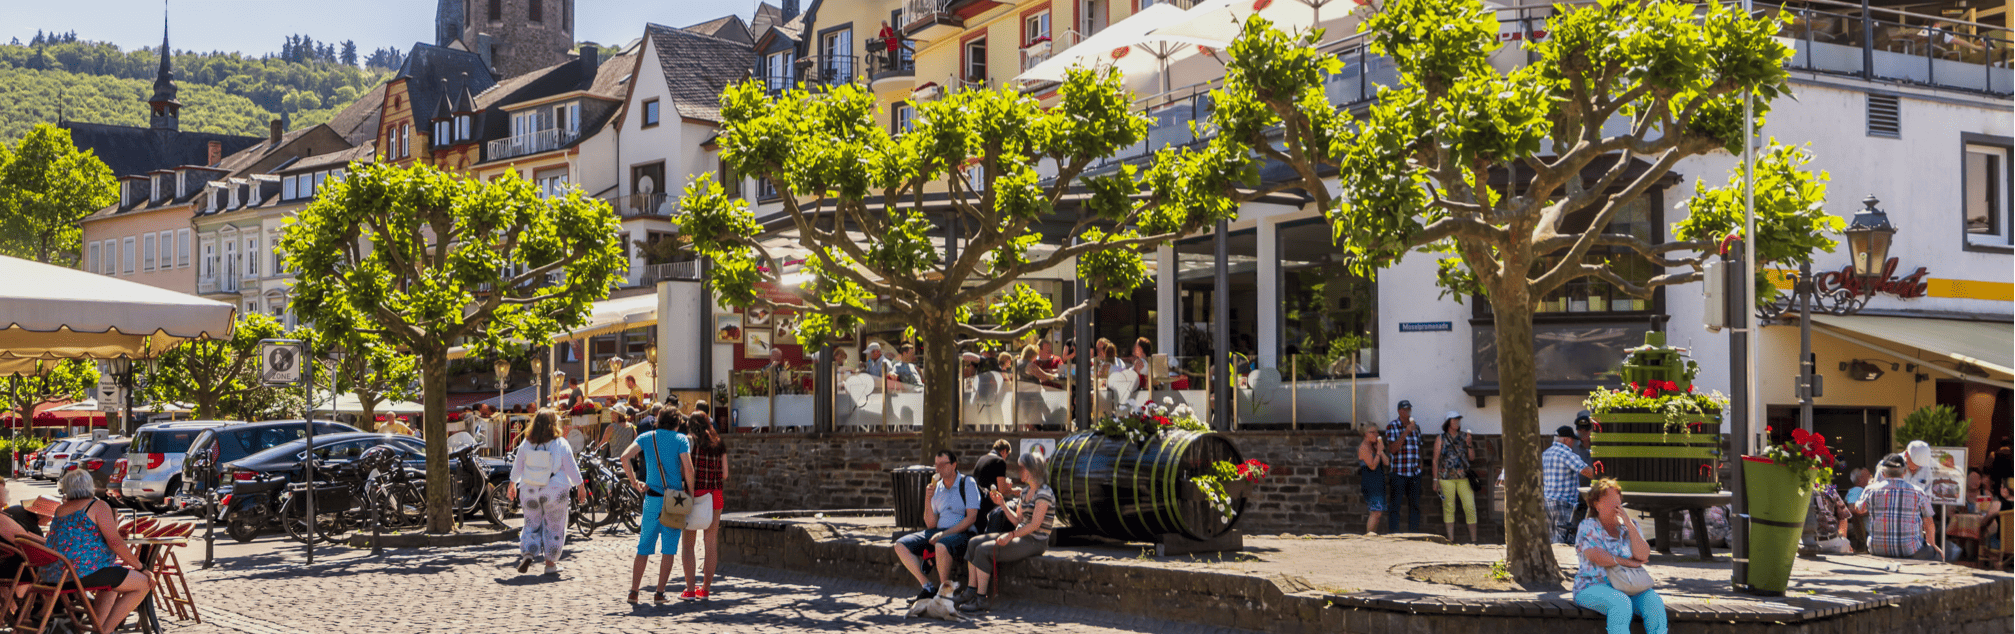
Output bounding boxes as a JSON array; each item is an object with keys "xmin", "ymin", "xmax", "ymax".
[{"xmin": 0, "ymin": 39, "xmax": 389, "ymax": 142}]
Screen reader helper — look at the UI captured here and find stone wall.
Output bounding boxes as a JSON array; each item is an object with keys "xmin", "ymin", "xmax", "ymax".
[
  {"xmin": 721, "ymin": 430, "xmax": 1509, "ymax": 540},
  {"xmin": 463, "ymin": 0, "xmax": 574, "ymax": 79}
]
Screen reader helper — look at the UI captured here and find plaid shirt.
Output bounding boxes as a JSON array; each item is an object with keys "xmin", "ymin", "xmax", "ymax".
[
  {"xmin": 1384, "ymin": 419, "xmax": 1424, "ymax": 477},
  {"xmin": 1542, "ymin": 442, "xmax": 1590, "ymax": 501},
  {"xmin": 1861, "ymin": 480, "xmax": 1933, "ymax": 557}
]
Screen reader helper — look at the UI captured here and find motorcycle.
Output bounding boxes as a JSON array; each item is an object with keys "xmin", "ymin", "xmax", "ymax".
[
  {"xmin": 446, "ymin": 435, "xmax": 510, "ymax": 530},
  {"xmin": 221, "ymin": 474, "xmax": 287, "ymax": 543}
]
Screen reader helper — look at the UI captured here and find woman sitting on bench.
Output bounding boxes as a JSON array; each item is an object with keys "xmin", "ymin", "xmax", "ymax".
[{"xmin": 955, "ymin": 452, "xmax": 1054, "ymax": 614}]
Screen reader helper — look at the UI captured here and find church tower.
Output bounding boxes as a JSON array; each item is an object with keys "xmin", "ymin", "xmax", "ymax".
[
  {"xmin": 146, "ymin": 11, "xmax": 180, "ymax": 132},
  {"xmin": 435, "ymin": 0, "xmax": 466, "ymax": 48},
  {"xmin": 451, "ymin": 0, "xmax": 576, "ymax": 79}
]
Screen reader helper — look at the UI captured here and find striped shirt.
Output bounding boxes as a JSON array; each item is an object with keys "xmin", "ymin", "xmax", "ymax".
[
  {"xmin": 1861, "ymin": 480, "xmax": 1933, "ymax": 558},
  {"xmin": 1019, "ymin": 485, "xmax": 1057, "ymax": 541}
]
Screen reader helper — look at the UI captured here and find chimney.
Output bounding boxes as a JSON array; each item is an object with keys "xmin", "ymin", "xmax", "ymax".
[
  {"xmin": 269, "ymin": 119, "xmax": 283, "ymax": 145},
  {"xmin": 207, "ymin": 141, "xmax": 223, "ymax": 166},
  {"xmin": 579, "ymin": 44, "xmax": 598, "ymax": 82}
]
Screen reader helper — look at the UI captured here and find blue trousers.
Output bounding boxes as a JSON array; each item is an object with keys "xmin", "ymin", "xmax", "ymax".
[
  {"xmin": 1385, "ymin": 474, "xmax": 1422, "ymax": 533},
  {"xmin": 1574, "ymin": 582, "xmax": 1668, "ymax": 634}
]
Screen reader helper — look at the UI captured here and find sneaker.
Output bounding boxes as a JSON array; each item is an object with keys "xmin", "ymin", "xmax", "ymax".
[
  {"xmin": 543, "ymin": 563, "xmax": 562, "ymax": 575},
  {"xmin": 679, "ymin": 589, "xmax": 698, "ymax": 602},
  {"xmin": 956, "ymin": 595, "xmax": 991, "ymax": 613},
  {"xmin": 516, "ymin": 556, "xmax": 533, "ymax": 573},
  {"xmin": 950, "ymin": 586, "xmax": 978, "ymax": 606},
  {"xmin": 913, "ymin": 584, "xmax": 938, "ymax": 602},
  {"xmin": 696, "ymin": 587, "xmax": 711, "ymax": 600}
]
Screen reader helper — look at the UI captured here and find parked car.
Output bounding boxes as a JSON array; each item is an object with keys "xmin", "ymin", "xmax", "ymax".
[
  {"xmin": 63, "ymin": 438, "xmax": 130, "ymax": 499},
  {"xmin": 120, "ymin": 421, "xmax": 239, "ymax": 513},
  {"xmin": 37, "ymin": 436, "xmax": 97, "ymax": 480},
  {"xmin": 179, "ymin": 420, "xmax": 359, "ymax": 507},
  {"xmin": 221, "ymin": 433, "xmax": 511, "ymax": 484}
]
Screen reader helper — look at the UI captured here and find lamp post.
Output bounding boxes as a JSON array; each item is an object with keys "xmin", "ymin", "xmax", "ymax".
[
  {"xmin": 1765, "ymin": 195, "xmax": 1897, "ymax": 433},
  {"xmin": 104, "ymin": 358, "xmax": 131, "ymax": 437}
]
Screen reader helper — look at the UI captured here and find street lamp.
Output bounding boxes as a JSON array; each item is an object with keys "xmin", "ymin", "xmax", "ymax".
[
  {"xmin": 1765, "ymin": 194, "xmax": 1899, "ymax": 433},
  {"xmin": 492, "ymin": 357, "xmax": 511, "ymax": 409}
]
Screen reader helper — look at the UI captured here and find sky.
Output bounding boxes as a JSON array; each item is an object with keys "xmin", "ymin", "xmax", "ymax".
[{"xmin": 1, "ymin": 0, "xmax": 761, "ymax": 58}]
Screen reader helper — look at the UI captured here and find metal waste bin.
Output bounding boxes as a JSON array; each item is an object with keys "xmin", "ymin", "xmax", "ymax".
[{"xmin": 890, "ymin": 465, "xmax": 935, "ymax": 530}]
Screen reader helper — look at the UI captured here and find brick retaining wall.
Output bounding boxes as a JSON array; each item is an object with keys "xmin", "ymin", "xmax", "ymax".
[{"xmin": 722, "ymin": 430, "xmax": 1507, "ymax": 539}]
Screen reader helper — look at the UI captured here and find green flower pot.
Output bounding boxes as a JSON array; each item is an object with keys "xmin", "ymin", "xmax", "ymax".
[{"xmin": 1741, "ymin": 456, "xmax": 1812, "ymax": 594}]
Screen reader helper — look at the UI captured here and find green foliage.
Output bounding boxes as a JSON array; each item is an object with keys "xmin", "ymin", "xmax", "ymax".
[
  {"xmin": 0, "ymin": 38, "xmax": 388, "ymax": 141},
  {"xmin": 0, "ymin": 124, "xmax": 116, "ymax": 264},
  {"xmin": 1895, "ymin": 405, "xmax": 1970, "ymax": 451},
  {"xmin": 1672, "ymin": 142, "xmax": 1842, "ymax": 302},
  {"xmin": 142, "ymin": 313, "xmax": 292, "ymax": 420},
  {"xmin": 0, "ymin": 359, "xmax": 99, "ymax": 418}
]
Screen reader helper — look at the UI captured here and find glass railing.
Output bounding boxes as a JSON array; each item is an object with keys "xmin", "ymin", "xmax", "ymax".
[{"xmin": 1770, "ymin": 1, "xmax": 2012, "ymax": 95}]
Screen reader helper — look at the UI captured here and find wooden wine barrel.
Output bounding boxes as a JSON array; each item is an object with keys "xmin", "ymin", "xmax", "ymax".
[
  {"xmin": 1048, "ymin": 430, "xmax": 1245, "ymax": 542},
  {"xmin": 1589, "ymin": 409, "xmax": 1723, "ymax": 494}
]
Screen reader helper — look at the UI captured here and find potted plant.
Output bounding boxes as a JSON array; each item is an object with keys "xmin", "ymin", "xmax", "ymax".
[
  {"xmin": 1192, "ymin": 459, "xmax": 1270, "ymax": 521},
  {"xmin": 1741, "ymin": 427, "xmax": 1836, "ymax": 595},
  {"xmin": 1582, "ymin": 332, "xmax": 1728, "ymax": 494},
  {"xmin": 1894, "ymin": 404, "xmax": 1970, "ymax": 452}
]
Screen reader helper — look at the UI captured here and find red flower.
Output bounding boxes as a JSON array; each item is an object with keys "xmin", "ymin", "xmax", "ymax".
[
  {"xmin": 1791, "ymin": 428, "xmax": 1810, "ymax": 443},
  {"xmin": 1658, "ymin": 380, "xmax": 1678, "ymax": 392},
  {"xmin": 1688, "ymin": 385, "xmax": 1696, "ymax": 393},
  {"xmin": 1643, "ymin": 389, "xmax": 1657, "ymax": 397},
  {"xmin": 1628, "ymin": 382, "xmax": 1640, "ymax": 391}
]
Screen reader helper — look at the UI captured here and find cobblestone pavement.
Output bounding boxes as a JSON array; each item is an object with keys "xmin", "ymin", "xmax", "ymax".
[{"xmin": 160, "ymin": 538, "xmax": 1260, "ymax": 634}]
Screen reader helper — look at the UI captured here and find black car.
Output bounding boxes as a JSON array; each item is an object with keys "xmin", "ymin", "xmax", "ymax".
[
  {"xmin": 220, "ymin": 432, "xmax": 512, "ymax": 487},
  {"xmin": 63, "ymin": 438, "xmax": 131, "ymax": 498},
  {"xmin": 180, "ymin": 420, "xmax": 359, "ymax": 499}
]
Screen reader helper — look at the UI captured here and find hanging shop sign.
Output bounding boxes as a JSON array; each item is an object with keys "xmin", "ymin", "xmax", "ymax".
[{"xmin": 1814, "ymin": 258, "xmax": 1929, "ymax": 299}]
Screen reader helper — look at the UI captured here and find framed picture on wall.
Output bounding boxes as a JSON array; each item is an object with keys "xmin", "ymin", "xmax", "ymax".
[
  {"xmin": 743, "ymin": 328, "xmax": 773, "ymax": 359},
  {"xmin": 774, "ymin": 315, "xmax": 800, "ymax": 345},
  {"xmin": 746, "ymin": 305, "xmax": 773, "ymax": 326},
  {"xmin": 714, "ymin": 314, "xmax": 744, "ymax": 344}
]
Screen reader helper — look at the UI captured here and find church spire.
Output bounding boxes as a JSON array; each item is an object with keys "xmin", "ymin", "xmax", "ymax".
[{"xmin": 147, "ymin": 1, "xmax": 181, "ymax": 131}]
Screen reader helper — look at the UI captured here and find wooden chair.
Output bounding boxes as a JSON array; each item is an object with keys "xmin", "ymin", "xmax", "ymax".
[
  {"xmin": 10, "ymin": 538, "xmax": 110, "ymax": 634},
  {"xmin": 140, "ymin": 523, "xmax": 198, "ymax": 623},
  {"xmin": 0, "ymin": 541, "xmax": 25, "ymax": 618},
  {"xmin": 1983, "ymin": 510, "xmax": 2014, "ymax": 571}
]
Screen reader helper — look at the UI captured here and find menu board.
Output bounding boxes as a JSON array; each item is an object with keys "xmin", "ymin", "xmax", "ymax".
[{"xmin": 1925, "ymin": 446, "xmax": 1968, "ymax": 506}]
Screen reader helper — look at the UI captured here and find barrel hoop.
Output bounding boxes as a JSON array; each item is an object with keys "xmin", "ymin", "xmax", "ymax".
[
  {"xmin": 1161, "ymin": 432, "xmax": 1195, "ymax": 541},
  {"xmin": 1119, "ymin": 435, "xmax": 1144, "ymax": 540},
  {"xmin": 1614, "ymin": 480, "xmax": 1723, "ymax": 494},
  {"xmin": 1590, "ymin": 446, "xmax": 1720, "ymax": 459},
  {"xmin": 1072, "ymin": 434, "xmax": 1109, "ymax": 539},
  {"xmin": 1591, "ymin": 432, "xmax": 1722, "ymax": 444}
]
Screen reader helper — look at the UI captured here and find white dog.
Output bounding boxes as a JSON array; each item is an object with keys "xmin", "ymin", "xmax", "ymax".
[{"xmin": 904, "ymin": 581, "xmax": 967, "ymax": 622}]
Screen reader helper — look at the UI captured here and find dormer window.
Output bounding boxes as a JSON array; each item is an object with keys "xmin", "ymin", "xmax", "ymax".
[
  {"xmin": 456, "ymin": 115, "xmax": 471, "ymax": 140},
  {"xmin": 435, "ymin": 120, "xmax": 452, "ymax": 146}
]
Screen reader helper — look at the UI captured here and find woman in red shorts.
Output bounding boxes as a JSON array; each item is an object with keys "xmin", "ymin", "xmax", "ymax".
[{"xmin": 679, "ymin": 411, "xmax": 728, "ymax": 601}]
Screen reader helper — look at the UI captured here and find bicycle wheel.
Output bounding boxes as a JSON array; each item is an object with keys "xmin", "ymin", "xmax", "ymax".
[
  {"xmin": 281, "ymin": 503, "xmax": 319, "ymax": 544},
  {"xmin": 481, "ymin": 482, "xmax": 510, "ymax": 530},
  {"xmin": 576, "ymin": 480, "xmax": 610, "ymax": 538},
  {"xmin": 617, "ymin": 485, "xmax": 642, "ymax": 532}
]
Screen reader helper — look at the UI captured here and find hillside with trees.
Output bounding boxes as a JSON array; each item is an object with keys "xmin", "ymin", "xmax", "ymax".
[{"xmin": 0, "ymin": 34, "xmax": 392, "ymax": 141}]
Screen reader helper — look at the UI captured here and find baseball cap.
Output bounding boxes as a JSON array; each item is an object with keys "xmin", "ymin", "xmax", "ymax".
[
  {"xmin": 1574, "ymin": 410, "xmax": 1595, "ymax": 428},
  {"xmin": 1906, "ymin": 440, "xmax": 1931, "ymax": 466},
  {"xmin": 1879, "ymin": 453, "xmax": 1906, "ymax": 470},
  {"xmin": 866, "ymin": 342, "xmax": 882, "ymax": 353},
  {"xmin": 1397, "ymin": 399, "xmax": 1413, "ymax": 409},
  {"xmin": 1556, "ymin": 425, "xmax": 1579, "ymax": 439},
  {"xmin": 1445, "ymin": 410, "xmax": 1463, "ymax": 421}
]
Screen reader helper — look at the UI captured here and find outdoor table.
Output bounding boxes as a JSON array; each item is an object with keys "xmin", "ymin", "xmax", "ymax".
[
  {"xmin": 1581, "ymin": 488, "xmax": 1731, "ymax": 561},
  {"xmin": 127, "ymin": 535, "xmax": 189, "ymax": 634}
]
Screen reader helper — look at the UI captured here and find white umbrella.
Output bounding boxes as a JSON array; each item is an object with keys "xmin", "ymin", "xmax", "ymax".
[
  {"xmin": 0, "ymin": 255, "xmax": 236, "ymax": 361},
  {"xmin": 1156, "ymin": 0, "xmax": 1368, "ymax": 44},
  {"xmin": 1013, "ymin": 3, "xmax": 1227, "ymax": 95}
]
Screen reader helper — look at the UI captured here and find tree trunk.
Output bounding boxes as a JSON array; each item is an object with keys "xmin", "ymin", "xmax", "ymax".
[
  {"xmin": 918, "ymin": 322, "xmax": 959, "ymax": 465},
  {"xmin": 1490, "ymin": 282, "xmax": 1564, "ymax": 587},
  {"xmin": 419, "ymin": 348, "xmax": 454, "ymax": 534},
  {"xmin": 358, "ymin": 395, "xmax": 378, "ymax": 433}
]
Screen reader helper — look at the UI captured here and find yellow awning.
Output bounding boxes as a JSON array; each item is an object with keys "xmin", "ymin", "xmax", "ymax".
[{"xmin": 1809, "ymin": 314, "xmax": 2013, "ymax": 377}]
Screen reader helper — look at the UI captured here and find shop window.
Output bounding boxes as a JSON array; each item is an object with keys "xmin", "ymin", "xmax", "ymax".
[
  {"xmin": 1965, "ymin": 139, "xmax": 2012, "ymax": 249},
  {"xmin": 1172, "ymin": 229, "xmax": 1259, "ymax": 380},
  {"xmin": 1279, "ymin": 218, "xmax": 1378, "ymax": 379}
]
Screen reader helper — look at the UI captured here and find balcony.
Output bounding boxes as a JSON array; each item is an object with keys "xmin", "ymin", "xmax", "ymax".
[
  {"xmin": 1772, "ymin": 1, "xmax": 2011, "ymax": 96},
  {"xmin": 641, "ymin": 260, "xmax": 702, "ymax": 284},
  {"xmin": 901, "ymin": 0, "xmax": 966, "ymax": 40},
  {"xmin": 866, "ymin": 40, "xmax": 917, "ymax": 89},
  {"xmin": 1018, "ymin": 30, "xmax": 1084, "ymax": 93},
  {"xmin": 761, "ymin": 55, "xmax": 861, "ymax": 97},
  {"xmin": 486, "ymin": 127, "xmax": 582, "ymax": 162},
  {"xmin": 610, "ymin": 192, "xmax": 673, "ymax": 218}
]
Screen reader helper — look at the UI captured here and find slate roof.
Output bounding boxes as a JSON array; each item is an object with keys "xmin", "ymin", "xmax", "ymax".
[
  {"xmin": 750, "ymin": 3, "xmax": 784, "ymax": 40},
  {"xmin": 395, "ymin": 43, "xmax": 497, "ymax": 131},
  {"xmin": 685, "ymin": 15, "xmax": 752, "ymax": 44},
  {"xmin": 283, "ymin": 142, "xmax": 376, "ymax": 173},
  {"xmin": 325, "ymin": 82, "xmax": 386, "ymax": 146},
  {"xmin": 211, "ymin": 126, "xmax": 316, "ymax": 175},
  {"xmin": 61, "ymin": 122, "xmax": 262, "ymax": 178},
  {"xmin": 467, "ymin": 49, "xmax": 639, "ymax": 166},
  {"xmin": 643, "ymin": 24, "xmax": 758, "ymax": 123}
]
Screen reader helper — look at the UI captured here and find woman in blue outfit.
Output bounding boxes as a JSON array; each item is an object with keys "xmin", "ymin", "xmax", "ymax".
[
  {"xmin": 1573, "ymin": 478, "xmax": 1667, "ymax": 634},
  {"xmin": 620, "ymin": 421, "xmax": 693, "ymax": 604}
]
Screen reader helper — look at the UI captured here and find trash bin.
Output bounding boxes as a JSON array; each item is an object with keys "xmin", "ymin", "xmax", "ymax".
[{"xmin": 890, "ymin": 465, "xmax": 935, "ymax": 530}]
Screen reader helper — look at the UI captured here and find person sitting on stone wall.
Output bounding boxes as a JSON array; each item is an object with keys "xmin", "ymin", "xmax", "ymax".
[{"xmin": 1856, "ymin": 454, "xmax": 1941, "ymax": 561}]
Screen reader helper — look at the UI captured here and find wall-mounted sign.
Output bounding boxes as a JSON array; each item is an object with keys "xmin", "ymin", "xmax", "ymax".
[
  {"xmin": 1814, "ymin": 258, "xmax": 1929, "ymax": 299},
  {"xmin": 1399, "ymin": 322, "xmax": 1453, "ymax": 333}
]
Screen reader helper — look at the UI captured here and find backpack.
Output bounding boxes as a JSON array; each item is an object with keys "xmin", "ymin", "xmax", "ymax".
[{"xmin": 520, "ymin": 440, "xmax": 555, "ymax": 486}]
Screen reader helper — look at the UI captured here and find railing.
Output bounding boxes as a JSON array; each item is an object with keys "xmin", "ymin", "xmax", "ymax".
[
  {"xmin": 901, "ymin": 0, "xmax": 958, "ymax": 34},
  {"xmin": 801, "ymin": 54, "xmax": 860, "ymax": 87},
  {"xmin": 866, "ymin": 40, "xmax": 916, "ymax": 80},
  {"xmin": 1018, "ymin": 30, "xmax": 1085, "ymax": 90},
  {"xmin": 609, "ymin": 192, "xmax": 670, "ymax": 218},
  {"xmin": 485, "ymin": 127, "xmax": 580, "ymax": 161},
  {"xmin": 1767, "ymin": 0, "xmax": 2012, "ymax": 96},
  {"xmin": 640, "ymin": 260, "xmax": 701, "ymax": 284}
]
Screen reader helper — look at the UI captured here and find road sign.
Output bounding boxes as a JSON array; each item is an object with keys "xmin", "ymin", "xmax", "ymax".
[
  {"xmin": 260, "ymin": 340, "xmax": 306, "ymax": 386},
  {"xmin": 95, "ymin": 384, "xmax": 123, "ymax": 412}
]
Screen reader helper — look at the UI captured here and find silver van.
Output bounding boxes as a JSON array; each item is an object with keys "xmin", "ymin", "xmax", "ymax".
[{"xmin": 121, "ymin": 421, "xmax": 236, "ymax": 513}]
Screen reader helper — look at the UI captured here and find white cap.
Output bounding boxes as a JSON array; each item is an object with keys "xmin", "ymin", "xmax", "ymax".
[
  {"xmin": 866, "ymin": 342, "xmax": 882, "ymax": 352},
  {"xmin": 1445, "ymin": 410, "xmax": 1463, "ymax": 421},
  {"xmin": 1906, "ymin": 440, "xmax": 1932, "ymax": 467}
]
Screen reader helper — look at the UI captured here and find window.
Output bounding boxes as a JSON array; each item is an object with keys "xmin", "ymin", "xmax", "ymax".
[
  {"xmin": 87, "ymin": 242, "xmax": 100, "ymax": 274},
  {"xmin": 435, "ymin": 120, "xmax": 451, "ymax": 145},
  {"xmin": 759, "ymin": 177, "xmax": 778, "ymax": 200},
  {"xmin": 718, "ymin": 159, "xmax": 740, "ymax": 198},
  {"xmin": 820, "ymin": 29, "xmax": 855, "ymax": 82},
  {"xmin": 202, "ymin": 241, "xmax": 215, "ymax": 279},
  {"xmin": 158, "ymin": 231, "xmax": 175, "ymax": 269},
  {"xmin": 1024, "ymin": 11, "xmax": 1051, "ymax": 45},
  {"xmin": 246, "ymin": 300, "xmax": 259, "ymax": 316},
  {"xmin": 512, "ymin": 111, "xmax": 537, "ymax": 138},
  {"xmin": 765, "ymin": 51, "xmax": 795, "ymax": 92},
  {"xmin": 143, "ymin": 234, "xmax": 156, "ymax": 271},
  {"xmin": 456, "ymin": 115, "xmax": 471, "ymax": 139},
  {"xmin": 641, "ymin": 99, "xmax": 661, "ymax": 127},
  {"xmin": 892, "ymin": 102, "xmax": 914, "ymax": 134},
  {"xmin": 488, "ymin": 0, "xmax": 501, "ymax": 22},
  {"xmin": 246, "ymin": 237, "xmax": 259, "ymax": 277},
  {"xmin": 535, "ymin": 167, "xmax": 569, "ymax": 199},
  {"xmin": 122, "ymin": 238, "xmax": 135, "ymax": 274},
  {"xmin": 963, "ymin": 38, "xmax": 988, "ymax": 82},
  {"xmin": 529, "ymin": 0, "xmax": 543, "ymax": 23},
  {"xmin": 178, "ymin": 229, "xmax": 191, "ymax": 267},
  {"xmin": 222, "ymin": 240, "xmax": 237, "ymax": 290},
  {"xmin": 399, "ymin": 124, "xmax": 411, "ymax": 158},
  {"xmin": 1965, "ymin": 141, "xmax": 2012, "ymax": 248},
  {"xmin": 282, "ymin": 175, "xmax": 298, "ymax": 200},
  {"xmin": 555, "ymin": 103, "xmax": 580, "ymax": 135}
]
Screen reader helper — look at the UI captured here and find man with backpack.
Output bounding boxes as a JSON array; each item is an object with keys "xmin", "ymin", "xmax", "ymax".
[{"xmin": 891, "ymin": 450, "xmax": 981, "ymax": 601}]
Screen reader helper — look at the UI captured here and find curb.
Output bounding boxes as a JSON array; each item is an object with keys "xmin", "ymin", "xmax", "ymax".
[{"xmin": 348, "ymin": 528, "xmax": 520, "ymax": 549}]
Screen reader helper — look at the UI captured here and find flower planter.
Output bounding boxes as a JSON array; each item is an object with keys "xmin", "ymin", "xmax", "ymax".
[
  {"xmin": 1741, "ymin": 456, "xmax": 1813, "ymax": 595},
  {"xmin": 1050, "ymin": 430, "xmax": 1245, "ymax": 542},
  {"xmin": 1589, "ymin": 408, "xmax": 1722, "ymax": 494}
]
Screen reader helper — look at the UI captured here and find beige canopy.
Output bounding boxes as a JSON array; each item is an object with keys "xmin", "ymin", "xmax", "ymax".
[{"xmin": 0, "ymin": 255, "xmax": 236, "ymax": 361}]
